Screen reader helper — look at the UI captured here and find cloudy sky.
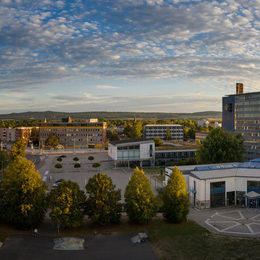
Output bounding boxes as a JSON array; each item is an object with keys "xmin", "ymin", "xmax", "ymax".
[{"xmin": 0, "ymin": 0, "xmax": 260, "ymax": 113}]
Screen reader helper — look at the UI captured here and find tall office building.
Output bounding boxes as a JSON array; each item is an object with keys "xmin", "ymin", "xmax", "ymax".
[{"xmin": 223, "ymin": 83, "xmax": 260, "ymax": 159}]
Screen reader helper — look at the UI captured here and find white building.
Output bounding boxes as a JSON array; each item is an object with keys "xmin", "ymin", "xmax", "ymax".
[
  {"xmin": 143, "ymin": 124, "xmax": 183, "ymax": 141},
  {"xmin": 198, "ymin": 119, "xmax": 209, "ymax": 128},
  {"xmin": 108, "ymin": 139, "xmax": 155, "ymax": 167},
  {"xmin": 165, "ymin": 160, "xmax": 260, "ymax": 209}
]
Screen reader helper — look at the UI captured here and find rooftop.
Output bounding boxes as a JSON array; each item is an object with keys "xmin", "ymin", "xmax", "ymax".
[
  {"xmin": 109, "ymin": 138, "xmax": 153, "ymax": 145},
  {"xmin": 144, "ymin": 124, "xmax": 182, "ymax": 127}
]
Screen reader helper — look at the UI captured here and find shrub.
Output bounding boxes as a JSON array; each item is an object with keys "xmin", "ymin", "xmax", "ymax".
[
  {"xmin": 74, "ymin": 163, "xmax": 81, "ymax": 168},
  {"xmin": 85, "ymin": 173, "xmax": 121, "ymax": 225},
  {"xmin": 57, "ymin": 157, "xmax": 62, "ymax": 162},
  {"xmin": 88, "ymin": 156, "xmax": 94, "ymax": 161},
  {"xmin": 92, "ymin": 163, "xmax": 100, "ymax": 168},
  {"xmin": 73, "ymin": 157, "xmax": 79, "ymax": 161},
  {"xmin": 55, "ymin": 163, "xmax": 62, "ymax": 169},
  {"xmin": 163, "ymin": 166, "xmax": 189, "ymax": 223},
  {"xmin": 124, "ymin": 167, "xmax": 157, "ymax": 224}
]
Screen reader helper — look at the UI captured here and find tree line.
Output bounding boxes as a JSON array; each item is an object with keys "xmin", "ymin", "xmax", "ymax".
[{"xmin": 0, "ymin": 139, "xmax": 189, "ymax": 230}]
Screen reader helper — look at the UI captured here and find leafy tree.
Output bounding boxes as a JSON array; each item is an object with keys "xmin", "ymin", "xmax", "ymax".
[
  {"xmin": 0, "ymin": 150, "xmax": 10, "ymax": 172},
  {"xmin": 107, "ymin": 129, "xmax": 119, "ymax": 141},
  {"xmin": 130, "ymin": 121, "xmax": 143, "ymax": 138},
  {"xmin": 45, "ymin": 134, "xmax": 59, "ymax": 148},
  {"xmin": 124, "ymin": 167, "xmax": 157, "ymax": 224},
  {"xmin": 85, "ymin": 173, "xmax": 121, "ymax": 225},
  {"xmin": 55, "ymin": 163, "xmax": 62, "ymax": 168},
  {"xmin": 196, "ymin": 128, "xmax": 244, "ymax": 164},
  {"xmin": 10, "ymin": 138, "xmax": 26, "ymax": 159},
  {"xmin": 153, "ymin": 137, "xmax": 163, "ymax": 146},
  {"xmin": 49, "ymin": 180, "xmax": 85, "ymax": 227},
  {"xmin": 165, "ymin": 127, "xmax": 172, "ymax": 140},
  {"xmin": 0, "ymin": 156, "xmax": 47, "ymax": 229},
  {"xmin": 30, "ymin": 127, "xmax": 39, "ymax": 146},
  {"xmin": 163, "ymin": 166, "xmax": 189, "ymax": 223}
]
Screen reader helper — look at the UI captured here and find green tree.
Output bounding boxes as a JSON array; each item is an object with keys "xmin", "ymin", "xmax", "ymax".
[
  {"xmin": 153, "ymin": 137, "xmax": 163, "ymax": 146},
  {"xmin": 129, "ymin": 121, "xmax": 143, "ymax": 139},
  {"xmin": 124, "ymin": 167, "xmax": 157, "ymax": 224},
  {"xmin": 165, "ymin": 127, "xmax": 172, "ymax": 140},
  {"xmin": 10, "ymin": 138, "xmax": 26, "ymax": 159},
  {"xmin": 85, "ymin": 173, "xmax": 121, "ymax": 225},
  {"xmin": 0, "ymin": 156, "xmax": 47, "ymax": 229},
  {"xmin": 45, "ymin": 134, "xmax": 59, "ymax": 148},
  {"xmin": 30, "ymin": 127, "xmax": 39, "ymax": 146},
  {"xmin": 196, "ymin": 128, "xmax": 244, "ymax": 164},
  {"xmin": 163, "ymin": 166, "xmax": 189, "ymax": 223},
  {"xmin": 49, "ymin": 180, "xmax": 85, "ymax": 228},
  {"xmin": 0, "ymin": 150, "xmax": 10, "ymax": 172},
  {"xmin": 107, "ymin": 128, "xmax": 119, "ymax": 141}
]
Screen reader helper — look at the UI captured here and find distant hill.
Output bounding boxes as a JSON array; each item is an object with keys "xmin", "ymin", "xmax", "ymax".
[{"xmin": 0, "ymin": 111, "xmax": 222, "ymax": 121}]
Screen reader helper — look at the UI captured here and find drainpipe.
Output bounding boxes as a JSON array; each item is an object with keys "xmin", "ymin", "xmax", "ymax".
[{"xmin": 205, "ymin": 180, "xmax": 207, "ymax": 209}]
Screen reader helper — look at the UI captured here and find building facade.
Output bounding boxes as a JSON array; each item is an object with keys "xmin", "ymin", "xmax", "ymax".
[
  {"xmin": 143, "ymin": 124, "xmax": 184, "ymax": 141},
  {"xmin": 39, "ymin": 118, "xmax": 107, "ymax": 149},
  {"xmin": 155, "ymin": 149, "xmax": 196, "ymax": 166},
  {"xmin": 108, "ymin": 139, "xmax": 155, "ymax": 167},
  {"xmin": 166, "ymin": 160, "xmax": 260, "ymax": 209},
  {"xmin": 223, "ymin": 83, "xmax": 260, "ymax": 159}
]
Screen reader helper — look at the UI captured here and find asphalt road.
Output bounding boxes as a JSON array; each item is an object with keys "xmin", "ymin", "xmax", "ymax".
[{"xmin": 0, "ymin": 234, "xmax": 157, "ymax": 260}]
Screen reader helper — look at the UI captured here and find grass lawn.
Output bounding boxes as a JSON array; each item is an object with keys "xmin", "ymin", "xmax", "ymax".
[{"xmin": 1, "ymin": 217, "xmax": 260, "ymax": 259}]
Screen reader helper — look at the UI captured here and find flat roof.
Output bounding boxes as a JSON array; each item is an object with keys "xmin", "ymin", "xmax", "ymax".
[
  {"xmin": 144, "ymin": 124, "xmax": 182, "ymax": 127},
  {"xmin": 225, "ymin": 91, "xmax": 260, "ymax": 97},
  {"xmin": 109, "ymin": 138, "xmax": 154, "ymax": 146},
  {"xmin": 191, "ymin": 168, "xmax": 260, "ymax": 180}
]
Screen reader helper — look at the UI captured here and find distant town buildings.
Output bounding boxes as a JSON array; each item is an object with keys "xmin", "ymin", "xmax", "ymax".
[
  {"xmin": 39, "ymin": 117, "xmax": 107, "ymax": 149},
  {"xmin": 143, "ymin": 124, "xmax": 184, "ymax": 141},
  {"xmin": 223, "ymin": 83, "xmax": 260, "ymax": 160},
  {"xmin": 0, "ymin": 127, "xmax": 33, "ymax": 145},
  {"xmin": 197, "ymin": 119, "xmax": 209, "ymax": 128}
]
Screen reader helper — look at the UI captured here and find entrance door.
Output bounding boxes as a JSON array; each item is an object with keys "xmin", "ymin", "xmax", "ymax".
[{"xmin": 210, "ymin": 182, "xmax": 225, "ymax": 207}]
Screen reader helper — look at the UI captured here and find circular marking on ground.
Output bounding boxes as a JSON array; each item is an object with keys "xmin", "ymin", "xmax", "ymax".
[{"xmin": 205, "ymin": 210, "xmax": 260, "ymax": 236}]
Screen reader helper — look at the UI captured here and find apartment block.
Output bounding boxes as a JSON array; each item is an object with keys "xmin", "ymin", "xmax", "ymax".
[
  {"xmin": 143, "ymin": 124, "xmax": 184, "ymax": 141},
  {"xmin": 39, "ymin": 117, "xmax": 107, "ymax": 149}
]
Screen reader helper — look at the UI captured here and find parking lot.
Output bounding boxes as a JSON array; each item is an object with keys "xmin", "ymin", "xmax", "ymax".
[{"xmin": 35, "ymin": 152, "xmax": 161, "ymax": 199}]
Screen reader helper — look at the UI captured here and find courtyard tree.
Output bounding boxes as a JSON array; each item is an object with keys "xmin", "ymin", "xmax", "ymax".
[
  {"xmin": 85, "ymin": 173, "xmax": 121, "ymax": 225},
  {"xmin": 196, "ymin": 128, "xmax": 244, "ymax": 164},
  {"xmin": 163, "ymin": 166, "xmax": 189, "ymax": 223},
  {"xmin": 124, "ymin": 167, "xmax": 157, "ymax": 224},
  {"xmin": 45, "ymin": 133, "xmax": 59, "ymax": 148},
  {"xmin": 0, "ymin": 156, "xmax": 47, "ymax": 229},
  {"xmin": 10, "ymin": 138, "xmax": 26, "ymax": 159},
  {"xmin": 49, "ymin": 180, "xmax": 85, "ymax": 228},
  {"xmin": 0, "ymin": 150, "xmax": 10, "ymax": 172}
]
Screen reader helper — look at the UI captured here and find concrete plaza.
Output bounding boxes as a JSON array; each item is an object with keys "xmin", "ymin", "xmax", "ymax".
[{"xmin": 189, "ymin": 208, "xmax": 260, "ymax": 237}]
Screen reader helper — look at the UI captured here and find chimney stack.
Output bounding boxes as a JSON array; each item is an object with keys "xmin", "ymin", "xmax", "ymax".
[{"xmin": 236, "ymin": 83, "xmax": 243, "ymax": 94}]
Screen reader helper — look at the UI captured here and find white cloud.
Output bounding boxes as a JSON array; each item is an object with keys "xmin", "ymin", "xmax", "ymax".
[{"xmin": 96, "ymin": 85, "xmax": 120, "ymax": 89}]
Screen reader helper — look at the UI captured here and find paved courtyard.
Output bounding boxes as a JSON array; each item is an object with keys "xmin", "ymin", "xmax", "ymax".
[
  {"xmin": 36, "ymin": 152, "xmax": 161, "ymax": 199},
  {"xmin": 189, "ymin": 208, "xmax": 260, "ymax": 237}
]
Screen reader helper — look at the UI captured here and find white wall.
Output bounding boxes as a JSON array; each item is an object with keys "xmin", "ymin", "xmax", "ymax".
[
  {"xmin": 108, "ymin": 143, "xmax": 117, "ymax": 160},
  {"xmin": 140, "ymin": 142, "xmax": 155, "ymax": 160}
]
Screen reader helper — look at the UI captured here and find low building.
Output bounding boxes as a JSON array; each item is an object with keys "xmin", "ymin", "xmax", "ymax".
[
  {"xmin": 39, "ymin": 117, "xmax": 107, "ymax": 149},
  {"xmin": 108, "ymin": 139, "xmax": 155, "ymax": 167},
  {"xmin": 155, "ymin": 149, "xmax": 197, "ymax": 166},
  {"xmin": 165, "ymin": 160, "xmax": 260, "ymax": 209},
  {"xmin": 195, "ymin": 131, "xmax": 209, "ymax": 142},
  {"xmin": 143, "ymin": 124, "xmax": 184, "ymax": 141}
]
